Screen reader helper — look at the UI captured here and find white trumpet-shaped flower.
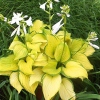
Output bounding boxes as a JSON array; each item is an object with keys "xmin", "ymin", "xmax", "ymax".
[
  {"xmin": 40, "ymin": 2, "xmax": 47, "ymax": 11},
  {"xmin": 50, "ymin": 2, "xmax": 53, "ymax": 9},
  {"xmin": 10, "ymin": 12, "xmax": 23, "ymax": 25},
  {"xmin": 54, "ymin": 0, "xmax": 60, "ymax": 2},
  {"xmin": 52, "ymin": 19, "xmax": 64, "ymax": 34},
  {"xmin": 25, "ymin": 17, "xmax": 33, "ymax": 26},
  {"xmin": 11, "ymin": 25, "xmax": 20, "ymax": 37},
  {"xmin": 89, "ymin": 42, "xmax": 99, "ymax": 49}
]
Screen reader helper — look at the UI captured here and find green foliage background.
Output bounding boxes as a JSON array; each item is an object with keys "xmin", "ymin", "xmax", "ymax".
[{"xmin": 0, "ymin": 0, "xmax": 100, "ymax": 99}]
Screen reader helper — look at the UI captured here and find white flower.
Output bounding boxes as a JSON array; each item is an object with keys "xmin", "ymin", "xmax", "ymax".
[
  {"xmin": 67, "ymin": 14, "xmax": 70, "ymax": 17},
  {"xmin": 50, "ymin": 2, "xmax": 53, "ymax": 9},
  {"xmin": 52, "ymin": 19, "xmax": 64, "ymax": 34},
  {"xmin": 10, "ymin": 12, "xmax": 23, "ymax": 25},
  {"xmin": 54, "ymin": 0, "xmax": 60, "ymax": 2},
  {"xmin": 25, "ymin": 17, "xmax": 33, "ymax": 26},
  {"xmin": 40, "ymin": 2, "xmax": 47, "ymax": 11},
  {"xmin": 4, "ymin": 17, "xmax": 7, "ymax": 22},
  {"xmin": 89, "ymin": 42, "xmax": 99, "ymax": 49},
  {"xmin": 11, "ymin": 25, "xmax": 20, "ymax": 37}
]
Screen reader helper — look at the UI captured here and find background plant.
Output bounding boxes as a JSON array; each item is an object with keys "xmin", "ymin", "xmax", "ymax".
[{"xmin": 0, "ymin": 0, "xmax": 100, "ymax": 100}]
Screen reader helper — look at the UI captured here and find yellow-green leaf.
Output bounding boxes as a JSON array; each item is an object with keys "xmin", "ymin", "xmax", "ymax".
[
  {"xmin": 0, "ymin": 55, "xmax": 18, "ymax": 71},
  {"xmin": 0, "ymin": 71, "xmax": 11, "ymax": 76},
  {"xmin": 18, "ymin": 56, "xmax": 34, "ymax": 75},
  {"xmin": 34, "ymin": 53, "xmax": 48, "ymax": 66},
  {"xmin": 30, "ymin": 68, "xmax": 44, "ymax": 86},
  {"xmin": 13, "ymin": 44, "xmax": 28, "ymax": 60},
  {"xmin": 69, "ymin": 39, "xmax": 84, "ymax": 55},
  {"xmin": 43, "ymin": 74, "xmax": 61, "ymax": 100},
  {"xmin": 72, "ymin": 52, "xmax": 93, "ymax": 71},
  {"xmin": 19, "ymin": 72, "xmax": 38, "ymax": 95},
  {"xmin": 29, "ymin": 20, "xmax": 44, "ymax": 34},
  {"xmin": 32, "ymin": 33, "xmax": 47, "ymax": 43},
  {"xmin": 45, "ymin": 34, "xmax": 60, "ymax": 58},
  {"xmin": 62, "ymin": 60, "xmax": 88, "ymax": 79},
  {"xmin": 10, "ymin": 72, "xmax": 23, "ymax": 93},
  {"xmin": 42, "ymin": 60, "xmax": 61, "ymax": 75},
  {"xmin": 84, "ymin": 45, "xmax": 95, "ymax": 56},
  {"xmin": 54, "ymin": 42, "xmax": 70, "ymax": 62},
  {"xmin": 59, "ymin": 78, "xmax": 76, "ymax": 100}
]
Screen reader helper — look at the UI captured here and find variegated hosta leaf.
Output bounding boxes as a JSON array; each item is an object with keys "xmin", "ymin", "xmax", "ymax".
[
  {"xmin": 72, "ymin": 52, "xmax": 93, "ymax": 71},
  {"xmin": 0, "ymin": 55, "xmax": 18, "ymax": 71},
  {"xmin": 59, "ymin": 78, "xmax": 76, "ymax": 100},
  {"xmin": 18, "ymin": 56, "xmax": 34, "ymax": 75},
  {"xmin": 19, "ymin": 72, "xmax": 38, "ymax": 95},
  {"xmin": 34, "ymin": 53, "xmax": 48, "ymax": 66},
  {"xmin": 13, "ymin": 44, "xmax": 28, "ymax": 60},
  {"xmin": 29, "ymin": 20, "xmax": 44, "ymax": 34},
  {"xmin": 42, "ymin": 59, "xmax": 61, "ymax": 75},
  {"xmin": 30, "ymin": 68, "xmax": 44, "ymax": 86},
  {"xmin": 84, "ymin": 45, "xmax": 95, "ymax": 56},
  {"xmin": 43, "ymin": 74, "xmax": 61, "ymax": 100},
  {"xmin": 0, "ymin": 71, "xmax": 11, "ymax": 76},
  {"xmin": 10, "ymin": 72, "xmax": 23, "ymax": 93},
  {"xmin": 62, "ymin": 60, "xmax": 88, "ymax": 79},
  {"xmin": 32, "ymin": 33, "xmax": 47, "ymax": 43},
  {"xmin": 45, "ymin": 34, "xmax": 60, "ymax": 58},
  {"xmin": 69, "ymin": 39, "xmax": 85, "ymax": 55},
  {"xmin": 26, "ymin": 42, "xmax": 42, "ymax": 52},
  {"xmin": 54, "ymin": 42, "xmax": 70, "ymax": 62}
]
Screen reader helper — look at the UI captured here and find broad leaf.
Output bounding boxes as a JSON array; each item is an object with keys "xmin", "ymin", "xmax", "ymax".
[
  {"xmin": 10, "ymin": 72, "xmax": 23, "ymax": 93},
  {"xmin": 19, "ymin": 72, "xmax": 38, "ymax": 95},
  {"xmin": 30, "ymin": 68, "xmax": 44, "ymax": 86},
  {"xmin": 0, "ymin": 55, "xmax": 18, "ymax": 71},
  {"xmin": 54, "ymin": 42, "xmax": 70, "ymax": 62},
  {"xmin": 59, "ymin": 78, "xmax": 76, "ymax": 100},
  {"xmin": 62, "ymin": 60, "xmax": 88, "ymax": 79},
  {"xmin": 45, "ymin": 34, "xmax": 60, "ymax": 58},
  {"xmin": 18, "ymin": 56, "xmax": 34, "ymax": 75},
  {"xmin": 72, "ymin": 52, "xmax": 93, "ymax": 71},
  {"xmin": 42, "ymin": 59, "xmax": 61, "ymax": 75},
  {"xmin": 43, "ymin": 74, "xmax": 61, "ymax": 100}
]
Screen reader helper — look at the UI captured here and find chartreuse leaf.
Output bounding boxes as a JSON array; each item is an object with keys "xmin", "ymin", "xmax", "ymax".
[
  {"xmin": 62, "ymin": 60, "xmax": 88, "ymax": 79},
  {"xmin": 0, "ymin": 71, "xmax": 11, "ymax": 76},
  {"xmin": 43, "ymin": 74, "xmax": 61, "ymax": 100},
  {"xmin": 29, "ymin": 68, "xmax": 44, "ymax": 86},
  {"xmin": 59, "ymin": 78, "xmax": 76, "ymax": 100},
  {"xmin": 69, "ymin": 39, "xmax": 84, "ymax": 55},
  {"xmin": 32, "ymin": 33, "xmax": 47, "ymax": 43},
  {"xmin": 10, "ymin": 72, "xmax": 23, "ymax": 93},
  {"xmin": 72, "ymin": 52, "xmax": 93, "ymax": 71},
  {"xmin": 45, "ymin": 34, "xmax": 60, "ymax": 58},
  {"xmin": 13, "ymin": 44, "xmax": 28, "ymax": 60},
  {"xmin": 54, "ymin": 42, "xmax": 70, "ymax": 62},
  {"xmin": 0, "ymin": 55, "xmax": 18, "ymax": 71},
  {"xmin": 34, "ymin": 53, "xmax": 48, "ymax": 66},
  {"xmin": 84, "ymin": 45, "xmax": 95, "ymax": 56},
  {"xmin": 18, "ymin": 56, "xmax": 34, "ymax": 75},
  {"xmin": 19, "ymin": 72, "xmax": 38, "ymax": 95},
  {"xmin": 42, "ymin": 59, "xmax": 61, "ymax": 75},
  {"xmin": 26, "ymin": 42, "xmax": 42, "ymax": 52},
  {"xmin": 29, "ymin": 20, "xmax": 44, "ymax": 34}
]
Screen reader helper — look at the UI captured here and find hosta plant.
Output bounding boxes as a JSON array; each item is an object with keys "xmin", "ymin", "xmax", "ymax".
[{"xmin": 0, "ymin": 0, "xmax": 99, "ymax": 100}]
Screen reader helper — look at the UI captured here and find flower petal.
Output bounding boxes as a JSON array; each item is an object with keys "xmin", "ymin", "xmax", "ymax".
[
  {"xmin": 43, "ymin": 74, "xmax": 61, "ymax": 100},
  {"xmin": 59, "ymin": 78, "xmax": 76, "ymax": 100}
]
